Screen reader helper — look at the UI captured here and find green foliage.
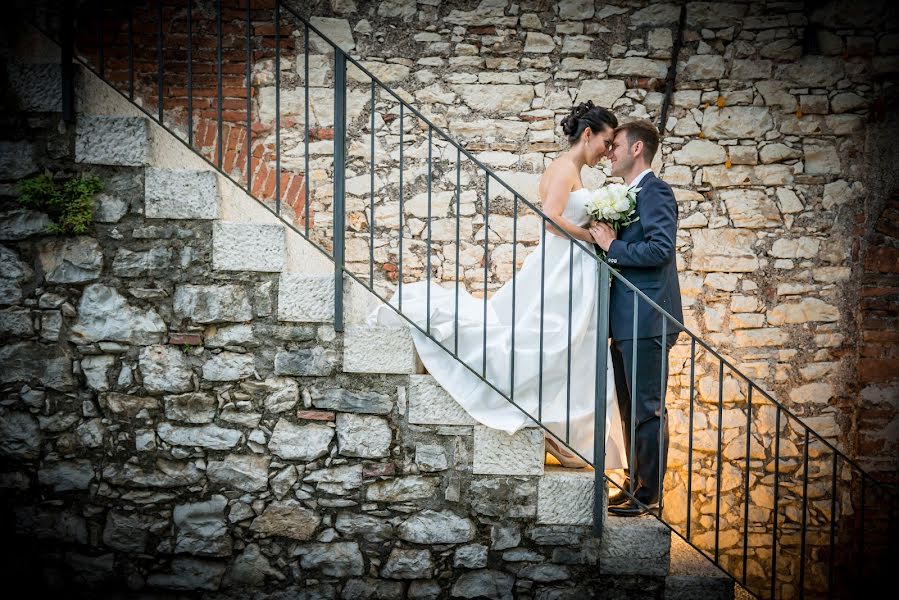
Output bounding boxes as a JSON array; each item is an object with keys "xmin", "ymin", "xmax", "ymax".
[{"xmin": 18, "ymin": 172, "xmax": 104, "ymax": 235}]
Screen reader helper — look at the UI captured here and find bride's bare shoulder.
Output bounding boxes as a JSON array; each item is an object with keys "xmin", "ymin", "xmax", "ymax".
[{"xmin": 540, "ymin": 156, "xmax": 577, "ymax": 187}]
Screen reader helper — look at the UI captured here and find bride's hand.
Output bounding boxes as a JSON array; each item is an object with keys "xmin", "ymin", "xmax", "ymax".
[{"xmin": 590, "ymin": 222, "xmax": 616, "ymax": 251}]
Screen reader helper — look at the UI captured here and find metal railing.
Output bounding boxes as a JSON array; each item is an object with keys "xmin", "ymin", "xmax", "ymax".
[{"xmin": 41, "ymin": 1, "xmax": 898, "ymax": 597}]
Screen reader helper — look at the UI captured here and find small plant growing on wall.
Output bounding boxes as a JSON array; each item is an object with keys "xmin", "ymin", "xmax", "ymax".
[{"xmin": 17, "ymin": 172, "xmax": 104, "ymax": 235}]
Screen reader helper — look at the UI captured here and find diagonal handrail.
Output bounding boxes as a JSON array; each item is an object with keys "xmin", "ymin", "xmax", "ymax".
[{"xmin": 43, "ymin": 1, "xmax": 898, "ymax": 597}]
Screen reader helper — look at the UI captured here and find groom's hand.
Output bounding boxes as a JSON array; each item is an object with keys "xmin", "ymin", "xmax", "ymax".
[{"xmin": 590, "ymin": 222, "xmax": 615, "ymax": 252}]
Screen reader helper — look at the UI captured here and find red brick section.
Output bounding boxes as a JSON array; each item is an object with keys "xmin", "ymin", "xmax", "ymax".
[
  {"xmin": 168, "ymin": 333, "xmax": 203, "ymax": 345},
  {"xmin": 75, "ymin": 0, "xmax": 310, "ymax": 227},
  {"xmin": 296, "ymin": 410, "xmax": 335, "ymax": 421},
  {"xmin": 856, "ymin": 192, "xmax": 899, "ymax": 485}
]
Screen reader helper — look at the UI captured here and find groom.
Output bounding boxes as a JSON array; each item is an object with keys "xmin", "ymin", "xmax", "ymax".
[{"xmin": 590, "ymin": 119, "xmax": 683, "ymax": 517}]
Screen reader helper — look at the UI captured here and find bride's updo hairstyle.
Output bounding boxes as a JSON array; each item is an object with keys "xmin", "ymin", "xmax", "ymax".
[{"xmin": 561, "ymin": 100, "xmax": 618, "ymax": 145}]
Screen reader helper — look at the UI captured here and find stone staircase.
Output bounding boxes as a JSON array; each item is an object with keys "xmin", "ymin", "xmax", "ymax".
[{"xmin": 9, "ymin": 54, "xmax": 741, "ymax": 597}]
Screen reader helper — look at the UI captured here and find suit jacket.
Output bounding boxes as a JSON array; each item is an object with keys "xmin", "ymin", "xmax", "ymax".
[{"xmin": 606, "ymin": 172, "xmax": 684, "ymax": 341}]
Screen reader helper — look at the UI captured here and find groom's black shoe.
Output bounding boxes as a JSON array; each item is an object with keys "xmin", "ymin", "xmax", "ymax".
[{"xmin": 608, "ymin": 499, "xmax": 659, "ymax": 517}]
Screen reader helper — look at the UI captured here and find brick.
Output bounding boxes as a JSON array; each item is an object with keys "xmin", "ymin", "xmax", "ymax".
[
  {"xmin": 296, "ymin": 410, "xmax": 335, "ymax": 421},
  {"xmin": 859, "ymin": 359, "xmax": 899, "ymax": 383},
  {"xmin": 169, "ymin": 333, "xmax": 203, "ymax": 346},
  {"xmin": 863, "ymin": 330, "xmax": 899, "ymax": 343},
  {"xmin": 363, "ymin": 463, "xmax": 395, "ymax": 478},
  {"xmin": 865, "ymin": 247, "xmax": 899, "ymax": 273}
]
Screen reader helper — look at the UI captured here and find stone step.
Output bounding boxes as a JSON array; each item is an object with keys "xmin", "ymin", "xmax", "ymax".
[
  {"xmin": 342, "ymin": 325, "xmax": 423, "ymax": 374},
  {"xmin": 408, "ymin": 374, "xmax": 478, "ymax": 426},
  {"xmin": 6, "ymin": 63, "xmax": 61, "ymax": 112},
  {"xmin": 277, "ymin": 274, "xmax": 334, "ymax": 322},
  {"xmin": 473, "ymin": 425, "xmax": 544, "ymax": 476},
  {"xmin": 537, "ymin": 466, "xmax": 602, "ymax": 526},
  {"xmin": 144, "ymin": 167, "xmax": 219, "ymax": 220},
  {"xmin": 76, "ymin": 115, "xmax": 150, "ymax": 167},
  {"xmin": 665, "ymin": 534, "xmax": 735, "ymax": 599},
  {"xmin": 600, "ymin": 514, "xmax": 671, "ymax": 577},
  {"xmin": 213, "ymin": 221, "xmax": 285, "ymax": 273}
]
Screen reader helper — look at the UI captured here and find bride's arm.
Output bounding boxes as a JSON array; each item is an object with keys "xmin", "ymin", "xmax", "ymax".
[{"xmin": 541, "ymin": 170, "xmax": 594, "ymax": 243}]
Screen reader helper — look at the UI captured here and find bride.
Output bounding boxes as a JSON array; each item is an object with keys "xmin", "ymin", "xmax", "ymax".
[{"xmin": 369, "ymin": 100, "xmax": 628, "ymax": 471}]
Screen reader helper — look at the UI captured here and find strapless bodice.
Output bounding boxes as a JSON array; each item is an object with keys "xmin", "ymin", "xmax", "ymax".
[{"xmin": 562, "ymin": 188, "xmax": 591, "ymax": 227}]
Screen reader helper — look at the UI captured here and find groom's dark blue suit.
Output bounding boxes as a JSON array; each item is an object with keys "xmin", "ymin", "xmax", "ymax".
[{"xmin": 605, "ymin": 171, "xmax": 683, "ymax": 506}]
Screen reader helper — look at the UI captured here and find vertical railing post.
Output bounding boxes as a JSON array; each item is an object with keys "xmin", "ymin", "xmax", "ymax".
[
  {"xmin": 274, "ymin": 1, "xmax": 281, "ymax": 214},
  {"xmin": 61, "ymin": 0, "xmax": 74, "ymax": 124},
  {"xmin": 216, "ymin": 0, "xmax": 223, "ymax": 167},
  {"xmin": 594, "ymin": 261, "xmax": 610, "ymax": 537},
  {"xmin": 156, "ymin": 0, "xmax": 164, "ymax": 124},
  {"xmin": 245, "ymin": 0, "xmax": 251, "ymax": 190},
  {"xmin": 333, "ymin": 49, "xmax": 347, "ymax": 332}
]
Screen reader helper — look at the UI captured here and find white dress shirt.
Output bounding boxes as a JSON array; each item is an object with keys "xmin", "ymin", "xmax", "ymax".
[{"xmin": 629, "ymin": 168, "xmax": 654, "ymax": 190}]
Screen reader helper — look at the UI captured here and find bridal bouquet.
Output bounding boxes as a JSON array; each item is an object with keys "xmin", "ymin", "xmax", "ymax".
[{"xmin": 585, "ymin": 183, "xmax": 640, "ymax": 261}]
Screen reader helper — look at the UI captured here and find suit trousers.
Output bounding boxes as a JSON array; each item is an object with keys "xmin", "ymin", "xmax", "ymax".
[{"xmin": 610, "ymin": 335, "xmax": 677, "ymax": 505}]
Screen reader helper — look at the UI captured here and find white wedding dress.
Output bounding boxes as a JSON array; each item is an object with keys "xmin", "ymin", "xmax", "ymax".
[{"xmin": 369, "ymin": 188, "xmax": 628, "ymax": 470}]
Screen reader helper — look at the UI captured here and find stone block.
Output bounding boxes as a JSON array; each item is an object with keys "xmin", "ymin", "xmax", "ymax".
[
  {"xmin": 473, "ymin": 426, "xmax": 544, "ymax": 476},
  {"xmin": 268, "ymin": 419, "xmax": 333, "ymax": 461},
  {"xmin": 144, "ymin": 168, "xmax": 219, "ymax": 220},
  {"xmin": 702, "ymin": 107, "xmax": 774, "ymax": 140},
  {"xmin": 397, "ymin": 510, "xmax": 476, "ymax": 544},
  {"xmin": 343, "ymin": 326, "xmax": 423, "ymax": 374},
  {"xmin": 336, "ymin": 413, "xmax": 392, "ymax": 458},
  {"xmin": 37, "ymin": 237, "xmax": 102, "ymax": 283},
  {"xmin": 157, "ymin": 423, "xmax": 241, "ymax": 450},
  {"xmin": 250, "ymin": 500, "xmax": 321, "ymax": 541},
  {"xmin": 37, "ymin": 459, "xmax": 94, "ymax": 491},
  {"xmin": 608, "ymin": 57, "xmax": 669, "ymax": 78},
  {"xmin": 0, "ymin": 141, "xmax": 38, "ymax": 181},
  {"xmin": 274, "ymin": 347, "xmax": 338, "ymax": 376},
  {"xmin": 76, "ymin": 116, "xmax": 150, "ymax": 166},
  {"xmin": 600, "ymin": 516, "xmax": 671, "ymax": 576},
  {"xmin": 408, "ymin": 374, "xmax": 478, "ymax": 425},
  {"xmin": 173, "ymin": 495, "xmax": 231, "ymax": 557},
  {"xmin": 296, "ymin": 542, "xmax": 364, "ymax": 577},
  {"xmin": 146, "ymin": 558, "xmax": 226, "ymax": 591},
  {"xmin": 277, "ymin": 274, "xmax": 334, "ymax": 322},
  {"xmin": 0, "ymin": 342, "xmax": 75, "ymax": 391},
  {"xmin": 575, "ymin": 79, "xmax": 626, "ymax": 111},
  {"xmin": 201, "ymin": 352, "xmax": 256, "ymax": 381},
  {"xmin": 69, "ymin": 283, "xmax": 165, "ymax": 345},
  {"xmin": 537, "ymin": 467, "xmax": 598, "ymax": 525},
  {"xmin": 173, "ymin": 284, "xmax": 253, "ymax": 324},
  {"xmin": 451, "ymin": 84, "xmax": 535, "ymax": 114},
  {"xmin": 311, "ymin": 387, "xmax": 392, "ymax": 414},
  {"xmin": 212, "ymin": 222, "xmax": 285, "ymax": 272},
  {"xmin": 139, "ymin": 345, "xmax": 193, "ymax": 394},
  {"xmin": 0, "ymin": 410, "xmax": 41, "ymax": 459},
  {"xmin": 6, "ymin": 64, "xmax": 61, "ymax": 112}
]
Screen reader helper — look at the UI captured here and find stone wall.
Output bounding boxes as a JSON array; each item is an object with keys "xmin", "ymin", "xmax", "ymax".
[
  {"xmin": 0, "ymin": 63, "xmax": 692, "ymax": 597},
  {"xmin": 63, "ymin": 0, "xmax": 899, "ymax": 489},
  {"xmin": 7, "ymin": 0, "xmax": 898, "ymax": 596}
]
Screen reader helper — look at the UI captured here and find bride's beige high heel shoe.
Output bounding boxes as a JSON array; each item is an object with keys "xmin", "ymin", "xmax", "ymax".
[{"xmin": 545, "ymin": 436, "xmax": 589, "ymax": 469}]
